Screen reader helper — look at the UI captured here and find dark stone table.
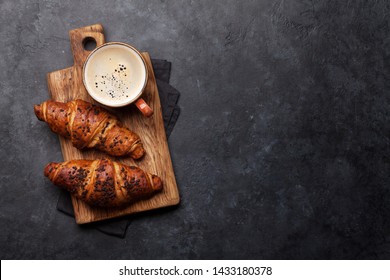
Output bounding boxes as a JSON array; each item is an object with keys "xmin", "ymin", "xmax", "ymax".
[{"xmin": 1, "ymin": 0, "xmax": 389, "ymax": 259}]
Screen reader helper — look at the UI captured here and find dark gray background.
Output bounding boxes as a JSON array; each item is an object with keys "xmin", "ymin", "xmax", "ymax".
[{"xmin": 1, "ymin": 0, "xmax": 390, "ymax": 259}]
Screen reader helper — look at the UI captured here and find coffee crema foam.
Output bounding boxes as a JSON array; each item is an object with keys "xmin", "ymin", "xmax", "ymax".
[{"xmin": 84, "ymin": 44, "xmax": 146, "ymax": 106}]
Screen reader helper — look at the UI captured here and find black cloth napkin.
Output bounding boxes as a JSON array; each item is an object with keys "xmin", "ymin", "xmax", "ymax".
[{"xmin": 56, "ymin": 59, "xmax": 180, "ymax": 238}]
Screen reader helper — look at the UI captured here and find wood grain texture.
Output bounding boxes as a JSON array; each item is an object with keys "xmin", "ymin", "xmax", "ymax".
[{"xmin": 46, "ymin": 24, "xmax": 179, "ymax": 224}]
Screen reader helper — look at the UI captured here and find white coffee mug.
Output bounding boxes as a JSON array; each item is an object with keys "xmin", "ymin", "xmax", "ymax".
[{"xmin": 83, "ymin": 42, "xmax": 153, "ymax": 117}]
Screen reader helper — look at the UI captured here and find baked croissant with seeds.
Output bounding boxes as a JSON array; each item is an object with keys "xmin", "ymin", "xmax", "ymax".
[
  {"xmin": 34, "ymin": 99, "xmax": 145, "ymax": 159},
  {"xmin": 44, "ymin": 159, "xmax": 163, "ymax": 208}
]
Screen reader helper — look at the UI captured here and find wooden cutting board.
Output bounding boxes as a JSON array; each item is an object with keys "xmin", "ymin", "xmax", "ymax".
[{"xmin": 46, "ymin": 24, "xmax": 180, "ymax": 224}]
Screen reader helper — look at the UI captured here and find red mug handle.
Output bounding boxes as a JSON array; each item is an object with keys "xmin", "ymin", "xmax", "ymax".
[{"xmin": 135, "ymin": 98, "xmax": 153, "ymax": 117}]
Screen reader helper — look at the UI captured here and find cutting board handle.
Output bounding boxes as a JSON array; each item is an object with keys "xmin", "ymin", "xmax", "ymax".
[{"xmin": 69, "ymin": 24, "xmax": 106, "ymax": 66}]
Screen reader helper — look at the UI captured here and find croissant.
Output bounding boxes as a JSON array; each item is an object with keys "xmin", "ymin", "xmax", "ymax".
[
  {"xmin": 44, "ymin": 158, "xmax": 163, "ymax": 207},
  {"xmin": 34, "ymin": 99, "xmax": 145, "ymax": 159}
]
